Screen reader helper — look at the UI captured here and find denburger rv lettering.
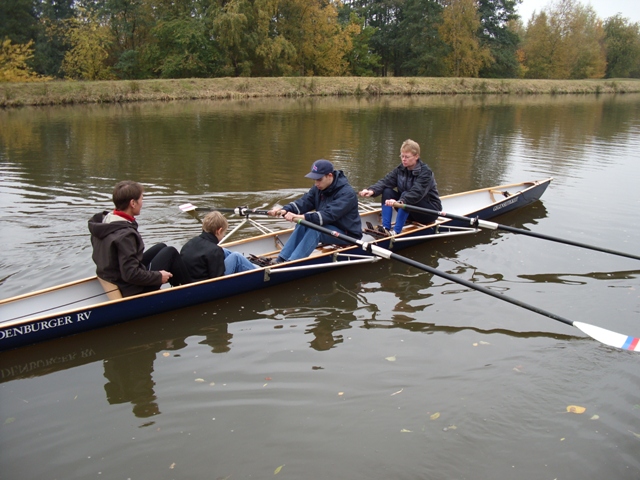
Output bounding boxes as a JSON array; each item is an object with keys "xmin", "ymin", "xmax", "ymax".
[{"xmin": 0, "ymin": 310, "xmax": 92, "ymax": 340}]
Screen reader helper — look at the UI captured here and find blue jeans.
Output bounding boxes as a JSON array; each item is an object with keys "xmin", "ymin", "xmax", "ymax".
[
  {"xmin": 223, "ymin": 249, "xmax": 257, "ymax": 274},
  {"xmin": 279, "ymin": 224, "xmax": 350, "ymax": 261}
]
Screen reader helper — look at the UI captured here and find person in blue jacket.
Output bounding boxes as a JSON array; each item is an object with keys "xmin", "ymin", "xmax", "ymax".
[
  {"xmin": 359, "ymin": 139, "xmax": 441, "ymax": 236},
  {"xmin": 260, "ymin": 159, "xmax": 362, "ymax": 264}
]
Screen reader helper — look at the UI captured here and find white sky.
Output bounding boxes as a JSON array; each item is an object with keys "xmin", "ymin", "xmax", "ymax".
[{"xmin": 517, "ymin": 0, "xmax": 640, "ymax": 23}]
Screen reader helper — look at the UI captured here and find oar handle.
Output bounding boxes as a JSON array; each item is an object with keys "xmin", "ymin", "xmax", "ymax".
[{"xmin": 394, "ymin": 202, "xmax": 640, "ymax": 261}]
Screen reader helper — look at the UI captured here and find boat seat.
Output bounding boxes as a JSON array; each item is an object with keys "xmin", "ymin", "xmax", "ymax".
[{"xmin": 97, "ymin": 277, "xmax": 123, "ymax": 300}]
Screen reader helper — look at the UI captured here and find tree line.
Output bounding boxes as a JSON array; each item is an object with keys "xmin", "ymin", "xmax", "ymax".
[{"xmin": 1, "ymin": 0, "xmax": 640, "ymax": 82}]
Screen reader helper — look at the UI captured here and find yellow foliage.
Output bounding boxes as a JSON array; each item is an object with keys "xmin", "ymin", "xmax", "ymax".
[{"xmin": 0, "ymin": 38, "xmax": 50, "ymax": 83}]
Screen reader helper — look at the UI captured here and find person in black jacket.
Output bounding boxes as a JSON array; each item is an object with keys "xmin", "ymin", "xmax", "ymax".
[
  {"xmin": 180, "ymin": 211, "xmax": 256, "ymax": 281},
  {"xmin": 261, "ymin": 159, "xmax": 362, "ymax": 264},
  {"xmin": 88, "ymin": 180, "xmax": 191, "ymax": 297},
  {"xmin": 359, "ymin": 139, "xmax": 441, "ymax": 236}
]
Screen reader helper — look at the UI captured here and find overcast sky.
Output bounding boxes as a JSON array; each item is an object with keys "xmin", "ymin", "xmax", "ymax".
[{"xmin": 517, "ymin": 0, "xmax": 640, "ymax": 23}]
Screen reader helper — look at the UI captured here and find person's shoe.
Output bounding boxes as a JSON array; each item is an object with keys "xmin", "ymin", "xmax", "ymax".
[
  {"xmin": 249, "ymin": 254, "xmax": 275, "ymax": 267},
  {"xmin": 376, "ymin": 225, "xmax": 395, "ymax": 237}
]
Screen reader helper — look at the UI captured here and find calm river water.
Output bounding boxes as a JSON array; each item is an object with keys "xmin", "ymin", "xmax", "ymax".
[{"xmin": 1, "ymin": 93, "xmax": 640, "ymax": 479}]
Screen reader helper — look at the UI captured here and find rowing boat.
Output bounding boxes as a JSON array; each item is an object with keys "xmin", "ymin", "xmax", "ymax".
[{"xmin": 0, "ymin": 178, "xmax": 552, "ymax": 352}]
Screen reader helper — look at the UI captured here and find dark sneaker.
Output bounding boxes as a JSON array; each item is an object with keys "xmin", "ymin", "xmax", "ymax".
[{"xmin": 249, "ymin": 254, "xmax": 275, "ymax": 267}]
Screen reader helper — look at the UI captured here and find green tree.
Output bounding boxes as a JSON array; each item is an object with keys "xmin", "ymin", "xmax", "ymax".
[
  {"xmin": 477, "ymin": 0, "xmax": 521, "ymax": 77},
  {"xmin": 395, "ymin": 0, "xmax": 447, "ymax": 76},
  {"xmin": 439, "ymin": 0, "xmax": 493, "ymax": 77},
  {"xmin": 603, "ymin": 14, "xmax": 640, "ymax": 78}
]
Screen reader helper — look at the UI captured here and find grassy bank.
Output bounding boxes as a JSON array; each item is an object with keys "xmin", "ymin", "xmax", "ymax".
[{"xmin": 2, "ymin": 76, "xmax": 640, "ymax": 108}]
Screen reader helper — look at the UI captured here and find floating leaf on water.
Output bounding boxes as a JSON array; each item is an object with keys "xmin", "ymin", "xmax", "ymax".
[
  {"xmin": 4, "ymin": 417, "xmax": 16, "ymax": 425},
  {"xmin": 195, "ymin": 378, "xmax": 205, "ymax": 383},
  {"xmin": 566, "ymin": 405, "xmax": 586, "ymax": 414},
  {"xmin": 162, "ymin": 352, "xmax": 170, "ymax": 357},
  {"xmin": 274, "ymin": 464, "xmax": 285, "ymax": 475},
  {"xmin": 391, "ymin": 388, "xmax": 404, "ymax": 396},
  {"xmin": 170, "ymin": 462, "xmax": 176, "ymax": 469},
  {"xmin": 472, "ymin": 343, "xmax": 478, "ymax": 347},
  {"xmin": 590, "ymin": 415, "xmax": 599, "ymax": 420},
  {"xmin": 338, "ymin": 392, "xmax": 344, "ymax": 396},
  {"xmin": 479, "ymin": 341, "xmax": 490, "ymax": 345},
  {"xmin": 385, "ymin": 356, "xmax": 396, "ymax": 362},
  {"xmin": 560, "ymin": 438, "xmax": 565, "ymax": 441},
  {"xmin": 400, "ymin": 428, "xmax": 412, "ymax": 433},
  {"xmin": 629, "ymin": 430, "xmax": 640, "ymax": 439},
  {"xmin": 430, "ymin": 412, "xmax": 440, "ymax": 420},
  {"xmin": 265, "ymin": 377, "xmax": 272, "ymax": 381}
]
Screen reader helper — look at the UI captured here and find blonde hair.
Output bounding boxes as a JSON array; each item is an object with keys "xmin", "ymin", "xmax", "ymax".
[
  {"xmin": 202, "ymin": 211, "xmax": 228, "ymax": 234},
  {"xmin": 401, "ymin": 139, "xmax": 420, "ymax": 157}
]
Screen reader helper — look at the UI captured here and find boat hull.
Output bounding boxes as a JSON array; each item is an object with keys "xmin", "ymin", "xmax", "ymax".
[{"xmin": 0, "ymin": 179, "xmax": 551, "ymax": 351}]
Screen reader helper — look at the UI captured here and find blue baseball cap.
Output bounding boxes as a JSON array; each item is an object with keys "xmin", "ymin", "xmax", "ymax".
[{"xmin": 305, "ymin": 159, "xmax": 334, "ymax": 180}]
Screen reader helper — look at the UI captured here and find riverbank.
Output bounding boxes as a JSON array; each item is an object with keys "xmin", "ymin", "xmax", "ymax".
[{"xmin": 2, "ymin": 76, "xmax": 640, "ymax": 108}]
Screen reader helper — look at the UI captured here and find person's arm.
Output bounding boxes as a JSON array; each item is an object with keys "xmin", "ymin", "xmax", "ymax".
[
  {"xmin": 117, "ymin": 234, "xmax": 163, "ymax": 286},
  {"xmin": 367, "ymin": 166, "xmax": 400, "ymax": 197}
]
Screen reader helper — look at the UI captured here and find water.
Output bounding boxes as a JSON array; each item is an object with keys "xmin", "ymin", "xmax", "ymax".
[{"xmin": 1, "ymin": 94, "xmax": 640, "ymax": 479}]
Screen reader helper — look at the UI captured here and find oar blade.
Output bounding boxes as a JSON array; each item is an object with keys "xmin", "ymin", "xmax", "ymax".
[{"xmin": 573, "ymin": 321, "xmax": 640, "ymax": 351}]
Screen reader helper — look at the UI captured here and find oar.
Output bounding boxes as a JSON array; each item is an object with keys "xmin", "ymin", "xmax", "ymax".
[
  {"xmin": 179, "ymin": 203, "xmax": 272, "ymax": 216},
  {"xmin": 393, "ymin": 202, "xmax": 640, "ymax": 261},
  {"xmin": 296, "ymin": 218, "xmax": 640, "ymax": 352}
]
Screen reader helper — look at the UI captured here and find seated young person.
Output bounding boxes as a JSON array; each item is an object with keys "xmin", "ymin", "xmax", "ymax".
[
  {"xmin": 181, "ymin": 211, "xmax": 257, "ymax": 281},
  {"xmin": 358, "ymin": 139, "xmax": 441, "ymax": 236},
  {"xmin": 258, "ymin": 159, "xmax": 362, "ymax": 264},
  {"xmin": 88, "ymin": 180, "xmax": 191, "ymax": 297}
]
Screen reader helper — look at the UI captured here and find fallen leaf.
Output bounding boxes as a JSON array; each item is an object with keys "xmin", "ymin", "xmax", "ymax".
[
  {"xmin": 195, "ymin": 378, "xmax": 205, "ymax": 383},
  {"xmin": 265, "ymin": 377, "xmax": 272, "ymax": 381},
  {"xmin": 4, "ymin": 417, "xmax": 16, "ymax": 425},
  {"xmin": 629, "ymin": 430, "xmax": 640, "ymax": 439},
  {"xmin": 385, "ymin": 356, "xmax": 396, "ymax": 362},
  {"xmin": 400, "ymin": 428, "xmax": 412, "ymax": 433},
  {"xmin": 590, "ymin": 415, "xmax": 599, "ymax": 420},
  {"xmin": 162, "ymin": 352, "xmax": 170, "ymax": 357},
  {"xmin": 338, "ymin": 392, "xmax": 344, "ymax": 396},
  {"xmin": 430, "ymin": 412, "xmax": 440, "ymax": 420},
  {"xmin": 170, "ymin": 463, "xmax": 176, "ymax": 469},
  {"xmin": 566, "ymin": 405, "xmax": 586, "ymax": 414},
  {"xmin": 274, "ymin": 464, "xmax": 285, "ymax": 474},
  {"xmin": 473, "ymin": 343, "xmax": 478, "ymax": 347},
  {"xmin": 560, "ymin": 438, "xmax": 565, "ymax": 441},
  {"xmin": 479, "ymin": 341, "xmax": 490, "ymax": 345},
  {"xmin": 391, "ymin": 388, "xmax": 404, "ymax": 396}
]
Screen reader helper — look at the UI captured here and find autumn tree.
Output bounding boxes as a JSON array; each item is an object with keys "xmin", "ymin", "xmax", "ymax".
[
  {"xmin": 0, "ymin": 38, "xmax": 49, "ymax": 81},
  {"xmin": 61, "ymin": 7, "xmax": 113, "ymax": 80},
  {"xmin": 603, "ymin": 14, "xmax": 640, "ymax": 78},
  {"xmin": 439, "ymin": 0, "xmax": 493, "ymax": 77},
  {"xmin": 521, "ymin": 0, "xmax": 605, "ymax": 78}
]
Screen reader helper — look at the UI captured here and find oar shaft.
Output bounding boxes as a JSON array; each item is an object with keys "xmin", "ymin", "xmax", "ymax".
[
  {"xmin": 297, "ymin": 218, "xmax": 574, "ymax": 327},
  {"xmin": 394, "ymin": 203, "xmax": 640, "ymax": 261},
  {"xmin": 194, "ymin": 206, "xmax": 272, "ymax": 216}
]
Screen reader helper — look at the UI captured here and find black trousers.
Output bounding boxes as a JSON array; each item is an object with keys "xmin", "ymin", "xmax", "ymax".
[{"xmin": 143, "ymin": 243, "xmax": 192, "ymax": 286}]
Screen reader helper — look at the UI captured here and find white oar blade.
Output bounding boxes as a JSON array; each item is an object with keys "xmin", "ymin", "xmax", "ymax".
[
  {"xmin": 179, "ymin": 203, "xmax": 197, "ymax": 212},
  {"xmin": 573, "ymin": 321, "xmax": 640, "ymax": 351}
]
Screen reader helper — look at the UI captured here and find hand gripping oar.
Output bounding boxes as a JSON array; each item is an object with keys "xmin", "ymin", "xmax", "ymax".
[
  {"xmin": 393, "ymin": 202, "xmax": 640, "ymax": 261},
  {"xmin": 297, "ymin": 218, "xmax": 640, "ymax": 352}
]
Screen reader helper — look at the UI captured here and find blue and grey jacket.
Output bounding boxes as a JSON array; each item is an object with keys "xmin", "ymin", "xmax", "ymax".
[{"xmin": 282, "ymin": 170, "xmax": 363, "ymax": 239}]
